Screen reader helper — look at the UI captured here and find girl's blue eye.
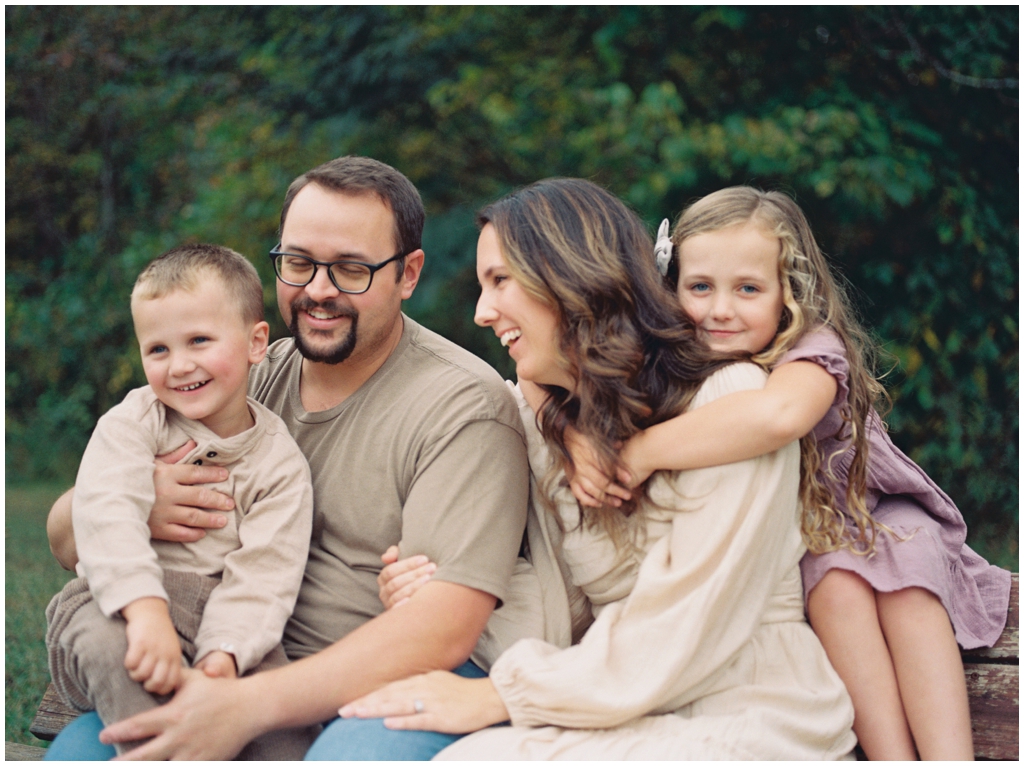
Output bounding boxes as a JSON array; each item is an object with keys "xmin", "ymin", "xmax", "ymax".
[
  {"xmin": 740, "ymin": 285, "xmax": 759, "ymax": 294},
  {"xmin": 690, "ymin": 283, "xmax": 710, "ymax": 293}
]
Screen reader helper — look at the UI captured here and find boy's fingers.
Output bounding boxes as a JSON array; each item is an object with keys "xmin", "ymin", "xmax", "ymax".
[{"xmin": 380, "ymin": 545, "xmax": 401, "ymax": 565}]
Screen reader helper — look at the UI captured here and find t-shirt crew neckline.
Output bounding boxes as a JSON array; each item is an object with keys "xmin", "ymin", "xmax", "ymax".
[{"xmin": 285, "ymin": 316, "xmax": 413, "ymax": 425}]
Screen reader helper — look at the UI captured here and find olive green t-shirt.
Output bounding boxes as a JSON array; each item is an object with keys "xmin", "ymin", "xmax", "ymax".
[{"xmin": 249, "ymin": 316, "xmax": 530, "ymax": 659}]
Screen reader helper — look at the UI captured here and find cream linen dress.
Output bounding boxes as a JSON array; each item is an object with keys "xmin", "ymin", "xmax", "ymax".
[{"xmin": 439, "ymin": 363, "xmax": 856, "ymax": 760}]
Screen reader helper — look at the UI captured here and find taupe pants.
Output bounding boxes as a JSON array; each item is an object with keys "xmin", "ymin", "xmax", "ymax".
[{"xmin": 46, "ymin": 570, "xmax": 318, "ymax": 759}]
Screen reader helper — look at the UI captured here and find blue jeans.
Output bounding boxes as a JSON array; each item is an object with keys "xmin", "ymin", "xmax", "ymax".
[
  {"xmin": 43, "ymin": 660, "xmax": 487, "ymax": 761},
  {"xmin": 304, "ymin": 660, "xmax": 487, "ymax": 761}
]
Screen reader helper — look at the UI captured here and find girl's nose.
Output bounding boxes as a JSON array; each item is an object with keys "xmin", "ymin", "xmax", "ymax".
[{"xmin": 710, "ymin": 294, "xmax": 735, "ymax": 320}]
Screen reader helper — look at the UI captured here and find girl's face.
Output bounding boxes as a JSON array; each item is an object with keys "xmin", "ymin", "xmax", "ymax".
[
  {"xmin": 677, "ymin": 221, "xmax": 784, "ymax": 355},
  {"xmin": 474, "ymin": 224, "xmax": 574, "ymax": 389}
]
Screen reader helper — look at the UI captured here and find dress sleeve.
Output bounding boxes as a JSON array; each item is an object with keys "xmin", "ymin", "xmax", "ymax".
[
  {"xmin": 776, "ymin": 328, "xmax": 850, "ymax": 408},
  {"xmin": 489, "ymin": 363, "xmax": 804, "ymax": 729},
  {"xmin": 192, "ymin": 431, "xmax": 314, "ymax": 674}
]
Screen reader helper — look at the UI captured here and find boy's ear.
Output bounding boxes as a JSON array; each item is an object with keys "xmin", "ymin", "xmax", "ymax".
[{"xmin": 248, "ymin": 321, "xmax": 270, "ymax": 365}]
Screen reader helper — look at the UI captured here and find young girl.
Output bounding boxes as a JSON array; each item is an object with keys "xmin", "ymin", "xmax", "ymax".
[{"xmin": 564, "ymin": 186, "xmax": 1010, "ymax": 760}]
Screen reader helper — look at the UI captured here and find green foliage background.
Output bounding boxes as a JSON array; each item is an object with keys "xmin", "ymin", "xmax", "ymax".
[{"xmin": 6, "ymin": 7, "xmax": 1018, "ymax": 566}]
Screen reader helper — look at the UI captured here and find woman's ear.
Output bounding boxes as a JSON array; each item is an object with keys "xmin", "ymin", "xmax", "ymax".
[{"xmin": 248, "ymin": 321, "xmax": 270, "ymax": 365}]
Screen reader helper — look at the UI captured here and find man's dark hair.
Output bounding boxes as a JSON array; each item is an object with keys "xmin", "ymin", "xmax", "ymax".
[{"xmin": 280, "ymin": 157, "xmax": 425, "ymax": 278}]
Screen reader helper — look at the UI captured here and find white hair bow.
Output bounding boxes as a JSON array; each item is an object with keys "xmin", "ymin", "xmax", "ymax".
[{"xmin": 654, "ymin": 218, "xmax": 673, "ymax": 276}]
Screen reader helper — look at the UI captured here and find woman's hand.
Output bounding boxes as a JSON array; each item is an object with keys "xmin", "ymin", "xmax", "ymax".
[
  {"xmin": 565, "ymin": 427, "xmax": 631, "ymax": 508},
  {"xmin": 378, "ymin": 545, "xmax": 436, "ymax": 609},
  {"xmin": 150, "ymin": 440, "xmax": 235, "ymax": 543},
  {"xmin": 101, "ymin": 669, "xmax": 260, "ymax": 760},
  {"xmin": 339, "ymin": 671, "xmax": 509, "ymax": 734}
]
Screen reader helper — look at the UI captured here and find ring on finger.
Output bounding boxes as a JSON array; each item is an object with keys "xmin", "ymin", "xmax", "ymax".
[{"xmin": 414, "ymin": 699, "xmax": 425, "ymax": 714}]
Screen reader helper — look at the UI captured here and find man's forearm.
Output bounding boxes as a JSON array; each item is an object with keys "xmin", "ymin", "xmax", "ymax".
[
  {"xmin": 243, "ymin": 580, "xmax": 496, "ymax": 732},
  {"xmin": 47, "ymin": 488, "xmax": 78, "ymax": 571}
]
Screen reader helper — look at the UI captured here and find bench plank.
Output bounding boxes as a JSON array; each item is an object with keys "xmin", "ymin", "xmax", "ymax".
[
  {"xmin": 29, "ymin": 573, "xmax": 1020, "ymax": 759},
  {"xmin": 5, "ymin": 741, "xmax": 47, "ymax": 761}
]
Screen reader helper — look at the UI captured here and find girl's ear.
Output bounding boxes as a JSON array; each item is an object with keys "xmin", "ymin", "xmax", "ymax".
[{"xmin": 248, "ymin": 321, "xmax": 270, "ymax": 365}]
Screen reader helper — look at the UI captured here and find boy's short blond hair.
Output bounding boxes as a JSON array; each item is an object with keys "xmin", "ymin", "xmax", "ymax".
[{"xmin": 132, "ymin": 244, "xmax": 264, "ymax": 326}]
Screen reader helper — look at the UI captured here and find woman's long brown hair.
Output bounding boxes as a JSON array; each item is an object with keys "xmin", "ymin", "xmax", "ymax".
[{"xmin": 479, "ymin": 178, "xmax": 737, "ymax": 544}]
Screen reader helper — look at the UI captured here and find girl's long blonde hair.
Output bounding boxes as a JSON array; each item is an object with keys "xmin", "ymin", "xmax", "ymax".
[{"xmin": 668, "ymin": 186, "xmax": 891, "ymax": 556}]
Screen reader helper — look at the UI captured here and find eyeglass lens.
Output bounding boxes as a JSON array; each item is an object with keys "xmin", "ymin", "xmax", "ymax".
[{"xmin": 275, "ymin": 255, "xmax": 373, "ymax": 292}]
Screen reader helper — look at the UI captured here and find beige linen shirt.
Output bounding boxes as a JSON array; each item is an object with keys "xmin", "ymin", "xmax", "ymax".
[{"xmin": 72, "ymin": 386, "xmax": 313, "ymax": 674}]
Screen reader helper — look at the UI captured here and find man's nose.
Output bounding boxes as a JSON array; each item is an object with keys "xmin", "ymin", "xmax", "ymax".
[{"xmin": 305, "ymin": 265, "xmax": 342, "ymax": 303}]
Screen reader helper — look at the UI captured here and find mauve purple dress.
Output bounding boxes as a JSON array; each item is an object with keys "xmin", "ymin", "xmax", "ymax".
[{"xmin": 780, "ymin": 329, "xmax": 1011, "ymax": 649}]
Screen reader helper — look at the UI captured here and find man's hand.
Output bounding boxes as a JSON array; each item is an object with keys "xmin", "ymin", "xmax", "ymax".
[
  {"xmin": 101, "ymin": 669, "xmax": 261, "ymax": 761},
  {"xmin": 150, "ymin": 440, "xmax": 234, "ymax": 543},
  {"xmin": 378, "ymin": 546, "xmax": 436, "ymax": 609},
  {"xmin": 122, "ymin": 597, "xmax": 183, "ymax": 695},
  {"xmin": 45, "ymin": 441, "xmax": 236, "ymax": 570},
  {"xmin": 194, "ymin": 650, "xmax": 238, "ymax": 679}
]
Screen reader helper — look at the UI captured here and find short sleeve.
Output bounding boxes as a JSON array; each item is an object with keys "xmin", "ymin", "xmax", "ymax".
[{"xmin": 776, "ymin": 328, "xmax": 850, "ymax": 407}]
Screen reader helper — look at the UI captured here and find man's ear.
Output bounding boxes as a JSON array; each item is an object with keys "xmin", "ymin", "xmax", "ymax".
[
  {"xmin": 399, "ymin": 249, "xmax": 425, "ymax": 301},
  {"xmin": 248, "ymin": 321, "xmax": 270, "ymax": 365}
]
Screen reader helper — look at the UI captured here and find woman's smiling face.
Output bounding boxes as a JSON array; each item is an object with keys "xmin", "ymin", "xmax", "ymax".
[{"xmin": 474, "ymin": 224, "xmax": 573, "ymax": 389}]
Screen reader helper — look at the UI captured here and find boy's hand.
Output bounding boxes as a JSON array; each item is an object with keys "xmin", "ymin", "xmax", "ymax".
[
  {"xmin": 378, "ymin": 545, "xmax": 436, "ymax": 609},
  {"xmin": 122, "ymin": 597, "xmax": 182, "ymax": 695},
  {"xmin": 195, "ymin": 650, "xmax": 238, "ymax": 679},
  {"xmin": 565, "ymin": 427, "xmax": 631, "ymax": 508}
]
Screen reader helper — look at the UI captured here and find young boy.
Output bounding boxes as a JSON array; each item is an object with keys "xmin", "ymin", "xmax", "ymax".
[{"xmin": 45, "ymin": 244, "xmax": 315, "ymax": 757}]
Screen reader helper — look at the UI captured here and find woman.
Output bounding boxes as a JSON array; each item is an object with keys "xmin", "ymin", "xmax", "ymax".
[{"xmin": 340, "ymin": 179, "xmax": 857, "ymax": 759}]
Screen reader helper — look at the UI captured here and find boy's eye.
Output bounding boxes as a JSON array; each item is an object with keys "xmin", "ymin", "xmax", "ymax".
[
  {"xmin": 191, "ymin": 336, "xmax": 211, "ymax": 345},
  {"xmin": 147, "ymin": 345, "xmax": 168, "ymax": 355}
]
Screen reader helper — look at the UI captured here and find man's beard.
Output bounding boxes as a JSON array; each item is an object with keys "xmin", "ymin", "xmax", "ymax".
[{"xmin": 289, "ymin": 297, "xmax": 359, "ymax": 365}]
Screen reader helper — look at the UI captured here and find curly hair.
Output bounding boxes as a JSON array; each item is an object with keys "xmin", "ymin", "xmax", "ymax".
[
  {"xmin": 668, "ymin": 187, "xmax": 892, "ymax": 556},
  {"xmin": 478, "ymin": 178, "xmax": 738, "ymax": 544}
]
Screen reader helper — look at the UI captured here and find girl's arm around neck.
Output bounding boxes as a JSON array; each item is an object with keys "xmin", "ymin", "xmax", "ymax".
[{"xmin": 621, "ymin": 361, "xmax": 837, "ymax": 483}]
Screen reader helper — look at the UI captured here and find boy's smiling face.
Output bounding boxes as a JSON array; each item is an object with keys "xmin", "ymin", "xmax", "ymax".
[{"xmin": 132, "ymin": 275, "xmax": 269, "ymax": 438}]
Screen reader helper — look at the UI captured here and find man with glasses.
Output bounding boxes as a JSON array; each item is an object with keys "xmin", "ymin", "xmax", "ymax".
[{"xmin": 45, "ymin": 156, "xmax": 531, "ymax": 760}]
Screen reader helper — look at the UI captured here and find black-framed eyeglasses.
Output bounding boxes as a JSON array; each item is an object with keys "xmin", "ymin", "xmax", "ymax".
[{"xmin": 268, "ymin": 246, "xmax": 406, "ymax": 295}]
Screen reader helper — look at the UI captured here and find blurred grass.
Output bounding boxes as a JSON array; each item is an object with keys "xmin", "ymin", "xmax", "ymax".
[{"xmin": 6, "ymin": 483, "xmax": 74, "ymax": 747}]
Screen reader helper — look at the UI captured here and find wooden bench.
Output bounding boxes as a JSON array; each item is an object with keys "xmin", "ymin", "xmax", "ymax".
[{"xmin": 8, "ymin": 573, "xmax": 1018, "ymax": 761}]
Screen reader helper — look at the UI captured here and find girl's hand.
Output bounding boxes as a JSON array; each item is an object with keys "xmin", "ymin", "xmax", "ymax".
[
  {"xmin": 150, "ymin": 440, "xmax": 235, "ymax": 543},
  {"xmin": 565, "ymin": 427, "xmax": 631, "ymax": 508},
  {"xmin": 122, "ymin": 597, "xmax": 182, "ymax": 695},
  {"xmin": 339, "ymin": 671, "xmax": 509, "ymax": 734},
  {"xmin": 195, "ymin": 650, "xmax": 238, "ymax": 679},
  {"xmin": 378, "ymin": 545, "xmax": 436, "ymax": 609},
  {"xmin": 617, "ymin": 431, "xmax": 656, "ymax": 488}
]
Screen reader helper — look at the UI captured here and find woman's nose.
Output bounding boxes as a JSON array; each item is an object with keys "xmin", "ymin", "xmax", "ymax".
[{"xmin": 474, "ymin": 290, "xmax": 497, "ymax": 327}]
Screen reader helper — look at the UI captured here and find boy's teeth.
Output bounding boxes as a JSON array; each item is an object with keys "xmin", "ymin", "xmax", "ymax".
[
  {"xmin": 500, "ymin": 329, "xmax": 522, "ymax": 347},
  {"xmin": 178, "ymin": 381, "xmax": 207, "ymax": 391}
]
